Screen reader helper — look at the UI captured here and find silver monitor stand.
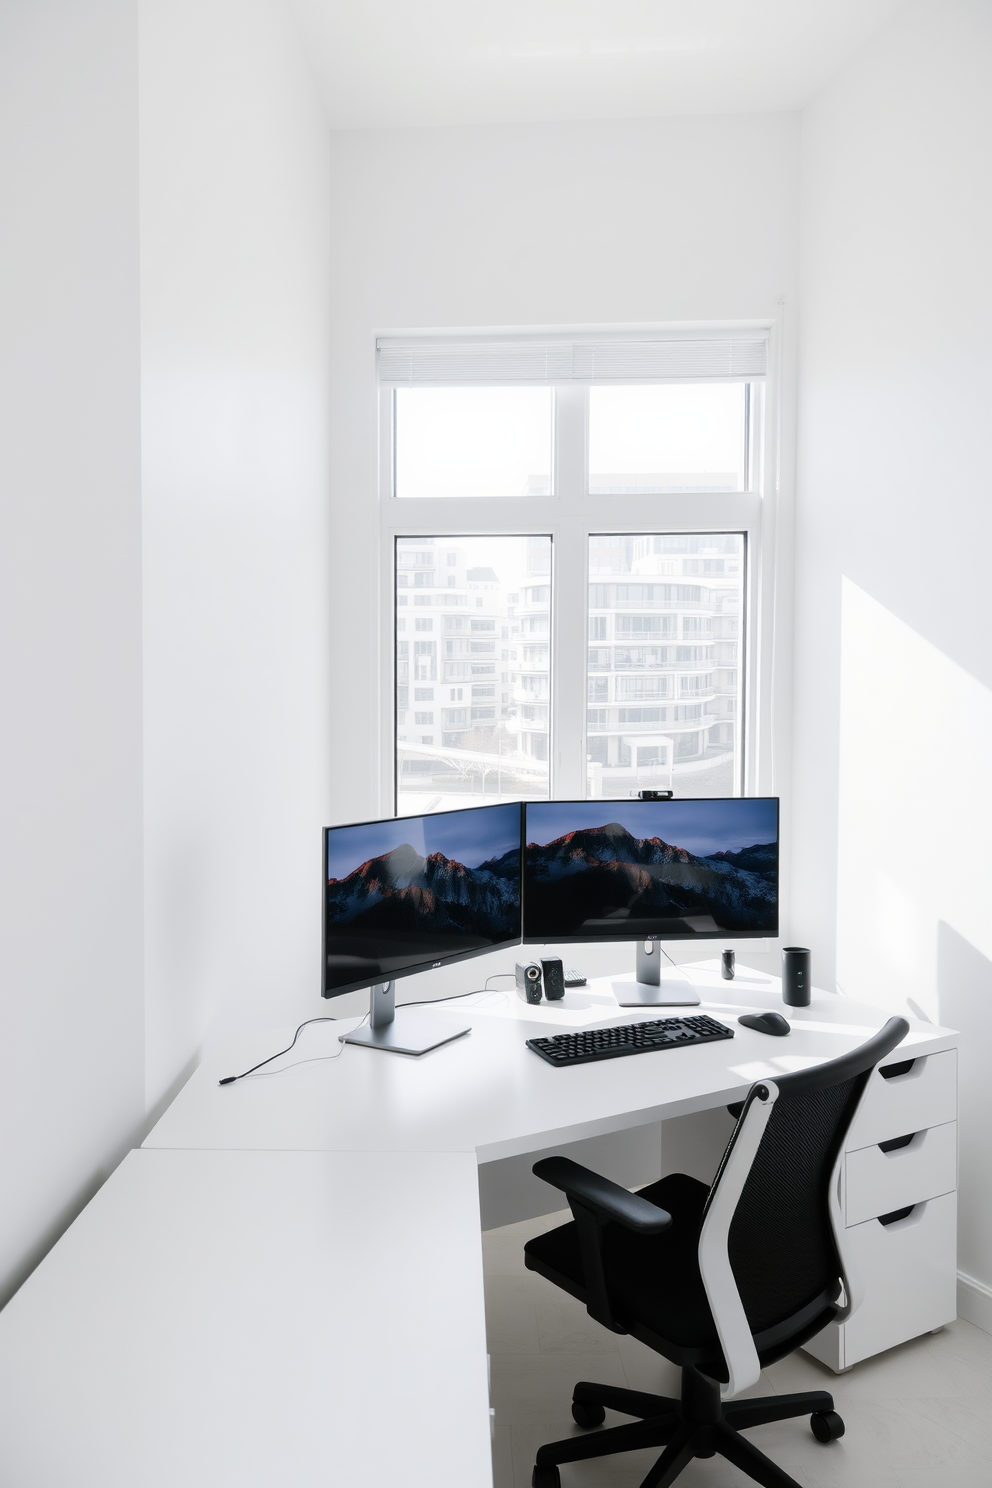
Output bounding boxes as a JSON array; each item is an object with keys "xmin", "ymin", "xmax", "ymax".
[
  {"xmin": 340, "ymin": 980, "xmax": 472, "ymax": 1056},
  {"xmin": 612, "ymin": 940, "xmax": 701, "ymax": 1008}
]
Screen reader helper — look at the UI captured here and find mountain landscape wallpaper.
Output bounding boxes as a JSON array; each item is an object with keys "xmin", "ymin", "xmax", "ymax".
[
  {"xmin": 324, "ymin": 802, "xmax": 521, "ymax": 992},
  {"xmin": 523, "ymin": 799, "xmax": 778, "ymax": 939}
]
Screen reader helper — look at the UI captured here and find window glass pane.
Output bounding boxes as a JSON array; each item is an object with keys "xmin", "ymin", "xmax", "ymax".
[
  {"xmin": 396, "ymin": 536, "xmax": 551, "ymax": 813},
  {"xmin": 589, "ymin": 384, "xmax": 747, "ymax": 494},
  {"xmin": 395, "ymin": 388, "xmax": 552, "ymax": 498},
  {"xmin": 586, "ymin": 534, "xmax": 744, "ymax": 799}
]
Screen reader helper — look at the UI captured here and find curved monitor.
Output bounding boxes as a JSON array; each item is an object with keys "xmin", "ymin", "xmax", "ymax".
[
  {"xmin": 522, "ymin": 798, "xmax": 778, "ymax": 943},
  {"xmin": 322, "ymin": 802, "xmax": 522, "ymax": 998}
]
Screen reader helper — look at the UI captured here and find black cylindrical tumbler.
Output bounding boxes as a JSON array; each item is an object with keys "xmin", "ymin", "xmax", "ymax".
[{"xmin": 782, "ymin": 947, "xmax": 811, "ymax": 1007}]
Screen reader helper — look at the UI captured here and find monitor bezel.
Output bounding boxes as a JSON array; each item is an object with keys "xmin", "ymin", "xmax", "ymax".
[
  {"xmin": 321, "ymin": 801, "xmax": 524, "ymax": 999},
  {"xmin": 521, "ymin": 796, "xmax": 780, "ymax": 945}
]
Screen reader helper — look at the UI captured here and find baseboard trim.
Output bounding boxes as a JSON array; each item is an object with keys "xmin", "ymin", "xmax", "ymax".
[{"xmin": 957, "ymin": 1270, "xmax": 992, "ymax": 1335}]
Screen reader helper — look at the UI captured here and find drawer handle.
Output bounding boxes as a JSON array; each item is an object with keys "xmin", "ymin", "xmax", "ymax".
[
  {"xmin": 878, "ymin": 1204, "xmax": 917, "ymax": 1226},
  {"xmin": 880, "ymin": 1058, "xmax": 917, "ymax": 1080},
  {"xmin": 878, "ymin": 1132, "xmax": 916, "ymax": 1153}
]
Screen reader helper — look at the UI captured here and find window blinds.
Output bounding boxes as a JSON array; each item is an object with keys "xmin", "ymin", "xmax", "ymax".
[{"xmin": 377, "ymin": 334, "xmax": 766, "ymax": 387}]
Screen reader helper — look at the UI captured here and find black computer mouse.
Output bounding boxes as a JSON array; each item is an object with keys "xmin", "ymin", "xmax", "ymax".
[{"xmin": 738, "ymin": 1011, "xmax": 791, "ymax": 1037}]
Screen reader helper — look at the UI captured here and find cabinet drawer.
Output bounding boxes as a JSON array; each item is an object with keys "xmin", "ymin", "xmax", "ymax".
[
  {"xmin": 842, "ymin": 1191, "xmax": 957, "ymax": 1366},
  {"xmin": 846, "ymin": 1048, "xmax": 957, "ymax": 1151},
  {"xmin": 844, "ymin": 1121, "xmax": 956, "ymax": 1226},
  {"xmin": 803, "ymin": 1190, "xmax": 957, "ymax": 1372}
]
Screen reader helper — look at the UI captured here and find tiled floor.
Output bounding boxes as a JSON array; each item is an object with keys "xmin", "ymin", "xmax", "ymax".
[{"xmin": 483, "ymin": 1212, "xmax": 992, "ymax": 1488}]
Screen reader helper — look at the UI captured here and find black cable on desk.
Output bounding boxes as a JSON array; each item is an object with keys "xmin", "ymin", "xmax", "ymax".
[
  {"xmin": 218, "ymin": 1014, "xmax": 368, "ymax": 1085},
  {"xmin": 398, "ymin": 972, "xmax": 516, "ymax": 1008},
  {"xmin": 218, "ymin": 975, "xmax": 515, "ymax": 1085}
]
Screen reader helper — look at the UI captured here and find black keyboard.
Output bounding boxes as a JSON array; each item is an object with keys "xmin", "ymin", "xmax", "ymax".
[{"xmin": 526, "ymin": 1014, "xmax": 734, "ymax": 1068}]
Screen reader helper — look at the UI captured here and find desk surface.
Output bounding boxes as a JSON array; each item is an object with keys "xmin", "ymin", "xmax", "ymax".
[
  {"xmin": 144, "ymin": 963, "xmax": 956, "ymax": 1164},
  {"xmin": 0, "ymin": 1148, "xmax": 491, "ymax": 1488}
]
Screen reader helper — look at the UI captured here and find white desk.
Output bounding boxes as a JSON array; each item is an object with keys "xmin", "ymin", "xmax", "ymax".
[
  {"xmin": 142, "ymin": 966, "xmax": 952, "ymax": 1164},
  {"xmin": 0, "ymin": 962, "xmax": 959, "ymax": 1485},
  {"xmin": 0, "ymin": 1148, "xmax": 491, "ymax": 1488}
]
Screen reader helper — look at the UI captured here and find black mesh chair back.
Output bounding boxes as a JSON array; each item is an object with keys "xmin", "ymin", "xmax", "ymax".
[
  {"xmin": 721, "ymin": 1072, "xmax": 863, "ymax": 1336},
  {"xmin": 706, "ymin": 1018, "xmax": 909, "ymax": 1353}
]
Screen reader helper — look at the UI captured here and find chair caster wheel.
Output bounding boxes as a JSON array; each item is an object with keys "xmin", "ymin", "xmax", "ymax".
[
  {"xmin": 571, "ymin": 1399, "xmax": 606, "ymax": 1428},
  {"xmin": 811, "ymin": 1410, "xmax": 845, "ymax": 1443},
  {"xmin": 532, "ymin": 1465, "xmax": 561, "ymax": 1488}
]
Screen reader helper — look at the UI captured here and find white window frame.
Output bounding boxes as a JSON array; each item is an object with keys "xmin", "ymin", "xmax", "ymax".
[{"xmin": 376, "ymin": 324, "xmax": 780, "ymax": 815}]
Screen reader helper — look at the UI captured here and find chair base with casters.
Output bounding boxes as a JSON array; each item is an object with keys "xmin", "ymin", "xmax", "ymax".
[{"xmin": 530, "ymin": 1366, "xmax": 844, "ymax": 1488}]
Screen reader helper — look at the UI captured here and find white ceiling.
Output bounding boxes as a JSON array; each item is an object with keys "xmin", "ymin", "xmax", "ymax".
[{"xmin": 286, "ymin": 0, "xmax": 906, "ymax": 131}]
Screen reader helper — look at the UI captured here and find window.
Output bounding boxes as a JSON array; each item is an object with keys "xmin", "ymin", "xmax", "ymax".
[
  {"xmin": 412, "ymin": 640, "xmax": 436, "ymax": 682},
  {"xmin": 394, "ymin": 388, "xmax": 552, "ymax": 498},
  {"xmin": 589, "ymin": 535, "xmax": 743, "ymax": 794},
  {"xmin": 394, "ymin": 536, "xmax": 551, "ymax": 813},
  {"xmin": 615, "ymin": 615, "xmax": 669, "ymax": 637},
  {"xmin": 381, "ymin": 332, "xmax": 766, "ymax": 811},
  {"xmin": 589, "ymin": 384, "xmax": 748, "ymax": 493}
]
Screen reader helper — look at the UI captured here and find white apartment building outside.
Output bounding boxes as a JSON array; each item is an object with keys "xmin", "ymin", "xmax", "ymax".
[{"xmin": 395, "ymin": 532, "xmax": 742, "ymax": 812}]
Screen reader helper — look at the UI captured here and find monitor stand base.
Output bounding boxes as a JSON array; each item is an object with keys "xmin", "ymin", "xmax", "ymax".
[
  {"xmin": 341, "ymin": 1010, "xmax": 470, "ymax": 1056},
  {"xmin": 340, "ymin": 983, "xmax": 471, "ymax": 1056},
  {"xmin": 613, "ymin": 943, "xmax": 702, "ymax": 1008},
  {"xmin": 612, "ymin": 978, "xmax": 701, "ymax": 1009}
]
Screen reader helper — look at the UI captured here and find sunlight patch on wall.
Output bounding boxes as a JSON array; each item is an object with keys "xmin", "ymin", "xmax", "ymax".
[{"xmin": 837, "ymin": 578, "xmax": 992, "ymax": 1022}]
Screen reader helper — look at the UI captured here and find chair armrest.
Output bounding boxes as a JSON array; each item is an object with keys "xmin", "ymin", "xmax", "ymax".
[{"xmin": 532, "ymin": 1156, "xmax": 672, "ymax": 1235}]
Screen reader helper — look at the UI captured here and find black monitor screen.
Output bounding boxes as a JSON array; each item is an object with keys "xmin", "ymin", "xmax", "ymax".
[
  {"xmin": 322, "ymin": 802, "xmax": 522, "ymax": 997},
  {"xmin": 523, "ymin": 798, "xmax": 778, "ymax": 942}
]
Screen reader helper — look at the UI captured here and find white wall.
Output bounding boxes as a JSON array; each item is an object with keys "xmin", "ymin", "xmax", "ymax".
[
  {"xmin": 794, "ymin": 0, "xmax": 992, "ymax": 1316},
  {"xmin": 0, "ymin": 0, "xmax": 144, "ymax": 1307},
  {"xmin": 0, "ymin": 0, "xmax": 333, "ymax": 1306},
  {"xmin": 139, "ymin": 0, "xmax": 334, "ymax": 1109}
]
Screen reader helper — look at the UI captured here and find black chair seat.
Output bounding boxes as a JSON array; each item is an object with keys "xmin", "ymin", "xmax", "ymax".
[
  {"xmin": 525, "ymin": 1172, "xmax": 717, "ymax": 1350},
  {"xmin": 525, "ymin": 1171, "xmax": 841, "ymax": 1380}
]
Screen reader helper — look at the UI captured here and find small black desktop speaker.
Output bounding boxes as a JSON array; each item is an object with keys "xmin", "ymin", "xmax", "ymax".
[
  {"xmin": 540, "ymin": 958, "xmax": 565, "ymax": 1001},
  {"xmin": 782, "ymin": 947, "xmax": 811, "ymax": 1007},
  {"xmin": 515, "ymin": 960, "xmax": 543, "ymax": 1004}
]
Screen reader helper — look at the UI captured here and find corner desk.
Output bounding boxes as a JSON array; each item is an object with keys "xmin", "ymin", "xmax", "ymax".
[{"xmin": 0, "ymin": 962, "xmax": 958, "ymax": 1486}]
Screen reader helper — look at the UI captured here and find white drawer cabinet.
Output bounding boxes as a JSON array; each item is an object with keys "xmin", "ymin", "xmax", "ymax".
[
  {"xmin": 844, "ymin": 1121, "xmax": 956, "ymax": 1226},
  {"xmin": 804, "ymin": 1047, "xmax": 958, "ymax": 1372},
  {"xmin": 846, "ymin": 1049, "xmax": 956, "ymax": 1149},
  {"xmin": 804, "ymin": 1194, "xmax": 958, "ymax": 1371}
]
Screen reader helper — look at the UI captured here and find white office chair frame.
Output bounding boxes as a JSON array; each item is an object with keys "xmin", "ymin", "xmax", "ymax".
[{"xmin": 697, "ymin": 1077, "xmax": 863, "ymax": 1399}]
